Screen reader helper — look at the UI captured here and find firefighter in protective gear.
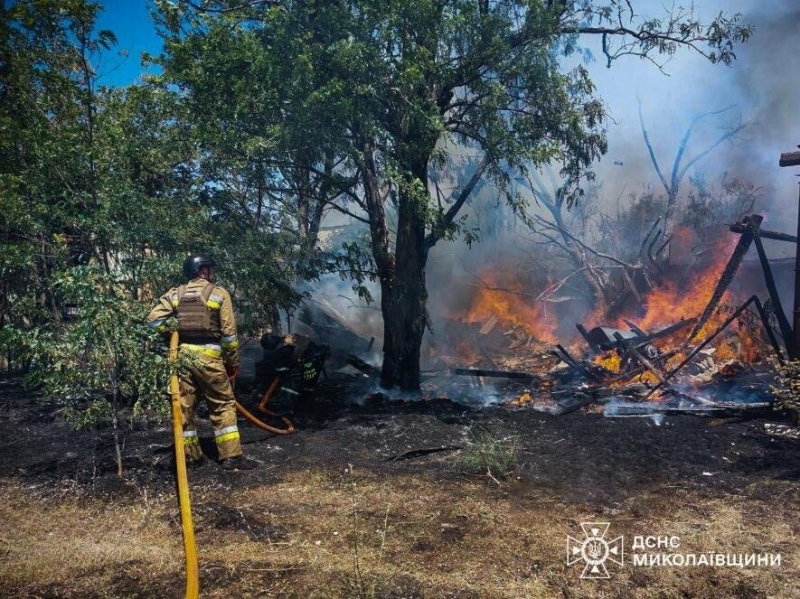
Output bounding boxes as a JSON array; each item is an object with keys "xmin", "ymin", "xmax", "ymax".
[{"xmin": 147, "ymin": 254, "xmax": 256, "ymax": 471}]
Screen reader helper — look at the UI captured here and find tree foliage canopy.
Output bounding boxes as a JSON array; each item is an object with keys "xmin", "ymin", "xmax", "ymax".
[{"xmin": 1, "ymin": 0, "xmax": 753, "ymax": 398}]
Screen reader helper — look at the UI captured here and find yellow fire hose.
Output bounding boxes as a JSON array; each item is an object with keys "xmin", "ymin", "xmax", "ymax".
[
  {"xmin": 165, "ymin": 333, "xmax": 294, "ymax": 598},
  {"xmin": 169, "ymin": 331, "xmax": 200, "ymax": 599}
]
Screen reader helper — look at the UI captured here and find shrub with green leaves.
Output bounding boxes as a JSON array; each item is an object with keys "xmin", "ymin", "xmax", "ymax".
[
  {"xmin": 62, "ymin": 400, "xmax": 113, "ymax": 431},
  {"xmin": 21, "ymin": 266, "xmax": 171, "ymax": 429}
]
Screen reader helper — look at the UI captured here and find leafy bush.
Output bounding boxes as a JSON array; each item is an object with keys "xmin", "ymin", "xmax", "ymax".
[
  {"xmin": 62, "ymin": 400, "xmax": 112, "ymax": 431},
  {"xmin": 21, "ymin": 266, "xmax": 171, "ymax": 428}
]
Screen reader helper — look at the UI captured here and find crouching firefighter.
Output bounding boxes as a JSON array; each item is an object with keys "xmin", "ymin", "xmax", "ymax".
[
  {"xmin": 147, "ymin": 254, "xmax": 257, "ymax": 471},
  {"xmin": 256, "ymin": 329, "xmax": 330, "ymax": 402}
]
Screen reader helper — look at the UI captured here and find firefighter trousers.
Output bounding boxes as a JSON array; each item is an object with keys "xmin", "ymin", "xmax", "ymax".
[{"xmin": 178, "ymin": 349, "xmax": 243, "ymax": 461}]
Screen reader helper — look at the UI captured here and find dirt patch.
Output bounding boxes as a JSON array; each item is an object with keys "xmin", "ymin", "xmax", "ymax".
[{"xmin": 0, "ymin": 374, "xmax": 798, "ymax": 598}]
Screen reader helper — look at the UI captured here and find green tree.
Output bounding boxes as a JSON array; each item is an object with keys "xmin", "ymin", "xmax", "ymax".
[
  {"xmin": 0, "ymin": 1, "xmax": 204, "ymax": 361},
  {"xmin": 156, "ymin": 0, "xmax": 751, "ymax": 390},
  {"xmin": 0, "ymin": 1, "xmax": 207, "ymax": 472},
  {"xmin": 1, "ymin": 0, "xmax": 117, "ymax": 363},
  {"xmin": 153, "ymin": 2, "xmax": 362, "ymax": 326}
]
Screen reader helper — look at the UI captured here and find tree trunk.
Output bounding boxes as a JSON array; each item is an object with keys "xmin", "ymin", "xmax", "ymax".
[
  {"xmin": 546, "ymin": 194, "xmax": 608, "ymax": 315},
  {"xmin": 381, "ymin": 163, "xmax": 429, "ymax": 391},
  {"xmin": 357, "ymin": 130, "xmax": 432, "ymax": 391},
  {"xmin": 381, "ymin": 200, "xmax": 427, "ymax": 390}
]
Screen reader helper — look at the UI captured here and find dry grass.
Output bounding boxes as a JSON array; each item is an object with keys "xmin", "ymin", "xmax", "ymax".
[
  {"xmin": 0, "ymin": 469, "xmax": 798, "ymax": 598},
  {"xmin": 0, "ymin": 479, "xmax": 182, "ymax": 596}
]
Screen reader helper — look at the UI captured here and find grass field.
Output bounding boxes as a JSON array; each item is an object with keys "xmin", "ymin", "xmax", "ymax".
[{"xmin": 1, "ymin": 461, "xmax": 797, "ymax": 598}]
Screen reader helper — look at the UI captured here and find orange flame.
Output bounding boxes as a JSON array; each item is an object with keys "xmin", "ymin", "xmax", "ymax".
[
  {"xmin": 457, "ymin": 273, "xmax": 558, "ymax": 344},
  {"xmin": 632, "ymin": 233, "xmax": 736, "ymax": 333},
  {"xmin": 450, "ymin": 228, "xmax": 767, "ymax": 371}
]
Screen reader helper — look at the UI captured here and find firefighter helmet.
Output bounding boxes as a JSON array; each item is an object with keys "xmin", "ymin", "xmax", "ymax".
[{"xmin": 182, "ymin": 254, "xmax": 216, "ymax": 279}]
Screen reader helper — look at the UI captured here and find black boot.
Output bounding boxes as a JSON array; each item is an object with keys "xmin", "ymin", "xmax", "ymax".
[
  {"xmin": 220, "ymin": 455, "xmax": 258, "ymax": 471},
  {"xmin": 186, "ymin": 455, "xmax": 208, "ymax": 469}
]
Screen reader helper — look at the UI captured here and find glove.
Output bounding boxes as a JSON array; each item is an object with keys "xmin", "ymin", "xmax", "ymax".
[{"xmin": 226, "ymin": 365, "xmax": 240, "ymax": 382}]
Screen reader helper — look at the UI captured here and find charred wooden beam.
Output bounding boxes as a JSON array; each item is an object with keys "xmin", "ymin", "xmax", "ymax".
[
  {"xmin": 640, "ymin": 318, "xmax": 696, "ymax": 345},
  {"xmin": 647, "ymin": 296, "xmax": 760, "ymax": 398},
  {"xmin": 581, "ymin": 319, "xmax": 694, "ymax": 359},
  {"xmin": 729, "ymin": 222, "xmax": 797, "ymax": 244},
  {"xmin": 774, "ymin": 147, "xmax": 800, "ymax": 356},
  {"xmin": 624, "ymin": 319, "xmax": 647, "ymax": 336},
  {"xmin": 779, "ymin": 150, "xmax": 800, "ymax": 167},
  {"xmin": 554, "ymin": 344, "xmax": 606, "ymax": 380},
  {"xmin": 553, "ymin": 344, "xmax": 598, "ymax": 378},
  {"xmin": 753, "ymin": 296, "xmax": 785, "ymax": 363},
  {"xmin": 590, "ymin": 384, "xmax": 650, "ymax": 399},
  {"xmin": 575, "ymin": 323, "xmax": 600, "ymax": 353},
  {"xmin": 665, "ymin": 389, "xmax": 773, "ymax": 410},
  {"xmin": 618, "ymin": 319, "xmax": 698, "ymax": 353},
  {"xmin": 386, "ymin": 446, "xmax": 462, "ymax": 461},
  {"xmin": 453, "ymin": 368, "xmax": 539, "ymax": 381},
  {"xmin": 750, "ymin": 220, "xmax": 794, "ymax": 355},
  {"xmin": 605, "ymin": 399, "xmax": 771, "ymax": 417},
  {"xmin": 551, "ymin": 393, "xmax": 595, "ymax": 415},
  {"xmin": 347, "ymin": 354, "xmax": 380, "ymax": 377},
  {"xmin": 794, "ymin": 183, "xmax": 800, "ymax": 359},
  {"xmin": 613, "ymin": 332, "xmax": 666, "ymax": 384},
  {"xmin": 554, "ymin": 344, "xmax": 580, "ymax": 368},
  {"xmin": 588, "ymin": 348, "xmax": 679, "ymax": 390}
]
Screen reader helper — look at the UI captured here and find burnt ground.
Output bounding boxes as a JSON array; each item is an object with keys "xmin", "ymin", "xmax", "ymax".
[
  {"xmin": 1, "ymin": 372, "xmax": 799, "ymax": 598},
  {"xmin": 3, "ymin": 375, "xmax": 797, "ymax": 505}
]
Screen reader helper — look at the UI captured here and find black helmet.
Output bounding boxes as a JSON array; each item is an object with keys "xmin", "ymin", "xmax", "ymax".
[{"xmin": 182, "ymin": 254, "xmax": 216, "ymax": 279}]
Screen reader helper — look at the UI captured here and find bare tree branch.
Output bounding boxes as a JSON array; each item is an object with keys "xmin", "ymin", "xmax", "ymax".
[
  {"xmin": 326, "ymin": 200, "xmax": 371, "ymax": 225},
  {"xmin": 425, "ymin": 154, "xmax": 489, "ymax": 249},
  {"xmin": 677, "ymin": 122, "xmax": 746, "ymax": 183},
  {"xmin": 545, "ymin": 216, "xmax": 640, "ymax": 270},
  {"xmin": 179, "ymin": 0, "xmax": 281, "ymax": 14},
  {"xmin": 534, "ymin": 268, "xmax": 589, "ymax": 302},
  {"xmin": 638, "ymin": 99, "xmax": 669, "ymax": 193}
]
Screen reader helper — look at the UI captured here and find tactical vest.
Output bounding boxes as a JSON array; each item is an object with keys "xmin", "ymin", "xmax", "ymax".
[{"xmin": 175, "ymin": 283, "xmax": 221, "ymax": 341}]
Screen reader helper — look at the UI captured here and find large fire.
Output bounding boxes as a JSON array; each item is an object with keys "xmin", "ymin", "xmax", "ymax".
[
  {"xmin": 619, "ymin": 233, "xmax": 736, "ymax": 333},
  {"xmin": 591, "ymin": 233, "xmax": 767, "ymax": 373},
  {"xmin": 453, "ymin": 229, "xmax": 767, "ymax": 374}
]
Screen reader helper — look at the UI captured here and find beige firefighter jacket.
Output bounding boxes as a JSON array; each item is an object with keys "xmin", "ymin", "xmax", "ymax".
[{"xmin": 147, "ymin": 277, "xmax": 240, "ymax": 369}]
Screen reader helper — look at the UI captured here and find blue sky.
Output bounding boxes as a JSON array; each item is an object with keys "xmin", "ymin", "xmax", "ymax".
[{"xmin": 94, "ymin": 0, "xmax": 161, "ymax": 87}]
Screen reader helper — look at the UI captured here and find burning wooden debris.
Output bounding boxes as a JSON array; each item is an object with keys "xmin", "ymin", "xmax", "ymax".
[
  {"xmin": 444, "ymin": 213, "xmax": 793, "ymax": 417},
  {"xmin": 445, "ymin": 304, "xmax": 778, "ymax": 417}
]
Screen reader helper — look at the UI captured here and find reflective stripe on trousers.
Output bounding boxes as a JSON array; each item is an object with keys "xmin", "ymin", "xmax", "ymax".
[{"xmin": 214, "ymin": 425, "xmax": 240, "ymax": 445}]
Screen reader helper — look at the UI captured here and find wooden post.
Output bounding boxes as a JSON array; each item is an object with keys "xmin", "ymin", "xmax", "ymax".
[
  {"xmin": 749, "ymin": 215, "xmax": 794, "ymax": 357},
  {"xmin": 794, "ymin": 182, "xmax": 800, "ymax": 358},
  {"xmin": 779, "ymin": 146, "xmax": 800, "ymax": 359}
]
